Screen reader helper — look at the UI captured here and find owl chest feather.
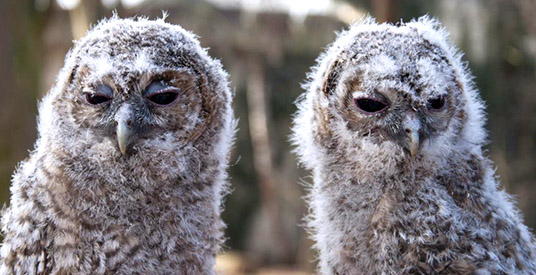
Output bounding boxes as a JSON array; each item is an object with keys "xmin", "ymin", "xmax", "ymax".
[
  {"xmin": 314, "ymin": 158, "xmax": 535, "ymax": 274},
  {"xmin": 2, "ymin": 151, "xmax": 220, "ymax": 275}
]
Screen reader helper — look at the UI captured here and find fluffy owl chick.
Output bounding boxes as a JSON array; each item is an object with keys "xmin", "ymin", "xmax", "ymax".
[
  {"xmin": 1, "ymin": 16, "xmax": 234, "ymax": 274},
  {"xmin": 292, "ymin": 17, "xmax": 535, "ymax": 274}
]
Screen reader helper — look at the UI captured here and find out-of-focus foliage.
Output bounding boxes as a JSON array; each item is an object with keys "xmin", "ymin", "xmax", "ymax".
[{"xmin": 0, "ymin": 0, "xmax": 534, "ymax": 273}]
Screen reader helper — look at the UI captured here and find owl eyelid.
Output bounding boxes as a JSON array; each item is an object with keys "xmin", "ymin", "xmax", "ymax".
[
  {"xmin": 84, "ymin": 92, "xmax": 113, "ymax": 105},
  {"xmin": 145, "ymin": 87, "xmax": 180, "ymax": 106},
  {"xmin": 353, "ymin": 96, "xmax": 390, "ymax": 114},
  {"xmin": 82, "ymin": 83, "xmax": 114, "ymax": 105},
  {"xmin": 144, "ymin": 86, "xmax": 179, "ymax": 96},
  {"xmin": 95, "ymin": 84, "xmax": 114, "ymax": 96},
  {"xmin": 83, "ymin": 84, "xmax": 114, "ymax": 105},
  {"xmin": 352, "ymin": 90, "xmax": 390, "ymax": 102}
]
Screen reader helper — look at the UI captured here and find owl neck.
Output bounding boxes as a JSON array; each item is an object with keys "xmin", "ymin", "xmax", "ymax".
[{"xmin": 35, "ymin": 145, "xmax": 226, "ymax": 229}]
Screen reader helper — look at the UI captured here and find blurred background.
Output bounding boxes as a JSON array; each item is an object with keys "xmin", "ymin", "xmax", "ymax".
[{"xmin": 0, "ymin": 0, "xmax": 535, "ymax": 274}]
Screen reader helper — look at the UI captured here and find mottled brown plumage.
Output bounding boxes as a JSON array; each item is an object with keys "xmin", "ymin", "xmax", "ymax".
[
  {"xmin": 292, "ymin": 17, "xmax": 536, "ymax": 274},
  {"xmin": 1, "ymin": 16, "xmax": 234, "ymax": 274}
]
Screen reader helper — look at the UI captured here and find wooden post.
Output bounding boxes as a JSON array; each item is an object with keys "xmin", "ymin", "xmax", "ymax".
[{"xmin": 246, "ymin": 54, "xmax": 290, "ymax": 263}]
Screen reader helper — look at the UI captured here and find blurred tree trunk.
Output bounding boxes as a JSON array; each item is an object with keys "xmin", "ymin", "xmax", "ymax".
[
  {"xmin": 372, "ymin": 0, "xmax": 398, "ymax": 23},
  {"xmin": 68, "ymin": 0, "xmax": 92, "ymax": 40},
  {"xmin": 246, "ymin": 54, "xmax": 290, "ymax": 265},
  {"xmin": 0, "ymin": 0, "xmax": 46, "ymax": 206}
]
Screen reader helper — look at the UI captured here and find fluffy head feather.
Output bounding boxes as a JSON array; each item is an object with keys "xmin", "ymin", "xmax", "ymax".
[{"xmin": 293, "ymin": 16, "xmax": 486, "ymax": 172}]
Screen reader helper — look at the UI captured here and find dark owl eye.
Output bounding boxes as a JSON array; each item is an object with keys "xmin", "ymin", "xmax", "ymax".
[
  {"xmin": 354, "ymin": 98, "xmax": 389, "ymax": 114},
  {"xmin": 85, "ymin": 84, "xmax": 113, "ymax": 105},
  {"xmin": 427, "ymin": 96, "xmax": 446, "ymax": 111},
  {"xmin": 144, "ymin": 80, "xmax": 179, "ymax": 106}
]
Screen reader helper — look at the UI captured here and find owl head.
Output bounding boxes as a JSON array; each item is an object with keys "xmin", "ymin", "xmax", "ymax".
[
  {"xmin": 37, "ymin": 16, "xmax": 233, "ymax": 181},
  {"xmin": 293, "ymin": 17, "xmax": 487, "ymax": 173}
]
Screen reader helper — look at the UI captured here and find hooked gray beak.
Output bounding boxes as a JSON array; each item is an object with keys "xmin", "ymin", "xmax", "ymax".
[
  {"xmin": 403, "ymin": 115, "xmax": 421, "ymax": 158},
  {"xmin": 115, "ymin": 104, "xmax": 137, "ymax": 155},
  {"xmin": 406, "ymin": 129, "xmax": 420, "ymax": 158}
]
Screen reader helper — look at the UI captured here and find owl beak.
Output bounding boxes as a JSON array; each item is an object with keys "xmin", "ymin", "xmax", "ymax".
[
  {"xmin": 403, "ymin": 115, "xmax": 421, "ymax": 158},
  {"xmin": 115, "ymin": 104, "xmax": 136, "ymax": 155},
  {"xmin": 117, "ymin": 120, "xmax": 133, "ymax": 155},
  {"xmin": 406, "ymin": 129, "xmax": 420, "ymax": 158}
]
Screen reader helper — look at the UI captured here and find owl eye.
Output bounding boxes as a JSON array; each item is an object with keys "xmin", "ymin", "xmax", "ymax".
[
  {"xmin": 144, "ymin": 80, "xmax": 179, "ymax": 106},
  {"xmin": 427, "ymin": 96, "xmax": 446, "ymax": 111},
  {"xmin": 85, "ymin": 84, "xmax": 113, "ymax": 105},
  {"xmin": 354, "ymin": 98, "xmax": 389, "ymax": 114}
]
